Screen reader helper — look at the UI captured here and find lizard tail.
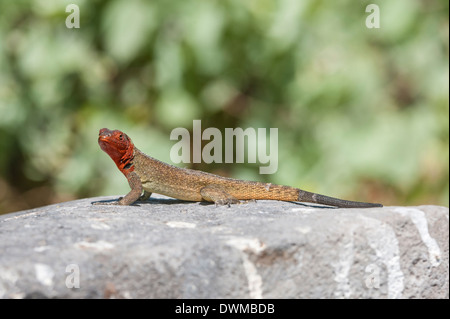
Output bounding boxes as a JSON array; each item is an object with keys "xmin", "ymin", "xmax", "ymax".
[
  {"xmin": 227, "ymin": 181, "xmax": 382, "ymax": 208},
  {"xmin": 297, "ymin": 189, "xmax": 383, "ymax": 208}
]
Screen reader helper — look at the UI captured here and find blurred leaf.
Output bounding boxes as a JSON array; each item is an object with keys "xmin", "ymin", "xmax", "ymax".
[
  {"xmin": 102, "ymin": 0, "xmax": 156, "ymax": 64},
  {"xmin": 155, "ymin": 89, "xmax": 201, "ymax": 128}
]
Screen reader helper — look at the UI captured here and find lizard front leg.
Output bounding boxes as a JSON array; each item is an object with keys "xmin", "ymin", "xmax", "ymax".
[
  {"xmin": 138, "ymin": 190, "xmax": 152, "ymax": 202},
  {"xmin": 93, "ymin": 171, "xmax": 143, "ymax": 205},
  {"xmin": 200, "ymin": 184, "xmax": 240, "ymax": 207}
]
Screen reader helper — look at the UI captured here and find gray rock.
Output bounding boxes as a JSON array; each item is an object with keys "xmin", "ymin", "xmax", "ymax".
[{"xmin": 0, "ymin": 195, "xmax": 448, "ymax": 299}]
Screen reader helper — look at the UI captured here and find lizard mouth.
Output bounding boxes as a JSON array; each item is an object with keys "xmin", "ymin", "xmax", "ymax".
[
  {"xmin": 98, "ymin": 128, "xmax": 115, "ymax": 146},
  {"xmin": 98, "ymin": 135, "xmax": 109, "ymax": 143},
  {"xmin": 98, "ymin": 128, "xmax": 114, "ymax": 151}
]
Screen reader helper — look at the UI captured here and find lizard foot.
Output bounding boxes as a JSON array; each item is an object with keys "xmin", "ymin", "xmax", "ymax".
[
  {"xmin": 214, "ymin": 198, "xmax": 241, "ymax": 207},
  {"xmin": 237, "ymin": 199, "xmax": 257, "ymax": 205},
  {"xmin": 200, "ymin": 185, "xmax": 240, "ymax": 207}
]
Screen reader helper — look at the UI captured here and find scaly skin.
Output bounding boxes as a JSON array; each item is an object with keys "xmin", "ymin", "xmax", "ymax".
[{"xmin": 95, "ymin": 128, "xmax": 383, "ymax": 208}]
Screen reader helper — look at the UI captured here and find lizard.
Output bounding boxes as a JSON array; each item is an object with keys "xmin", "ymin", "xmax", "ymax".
[{"xmin": 94, "ymin": 128, "xmax": 383, "ymax": 208}]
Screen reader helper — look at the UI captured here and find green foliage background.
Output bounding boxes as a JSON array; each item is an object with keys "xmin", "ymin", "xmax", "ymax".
[{"xmin": 0, "ymin": 0, "xmax": 448, "ymax": 213}]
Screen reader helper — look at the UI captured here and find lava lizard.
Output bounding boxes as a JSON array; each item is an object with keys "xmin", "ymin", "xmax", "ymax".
[{"xmin": 94, "ymin": 128, "xmax": 382, "ymax": 208}]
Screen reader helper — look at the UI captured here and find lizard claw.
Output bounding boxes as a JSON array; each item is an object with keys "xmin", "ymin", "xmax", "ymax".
[
  {"xmin": 92, "ymin": 201, "xmax": 118, "ymax": 205},
  {"xmin": 213, "ymin": 198, "xmax": 241, "ymax": 207},
  {"xmin": 92, "ymin": 197, "xmax": 124, "ymax": 205}
]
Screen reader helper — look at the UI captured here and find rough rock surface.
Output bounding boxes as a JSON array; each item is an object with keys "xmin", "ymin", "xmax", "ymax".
[{"xmin": 0, "ymin": 195, "xmax": 448, "ymax": 299}]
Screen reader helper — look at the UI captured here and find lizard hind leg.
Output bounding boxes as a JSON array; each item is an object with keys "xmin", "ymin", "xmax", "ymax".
[{"xmin": 200, "ymin": 185, "xmax": 240, "ymax": 207}]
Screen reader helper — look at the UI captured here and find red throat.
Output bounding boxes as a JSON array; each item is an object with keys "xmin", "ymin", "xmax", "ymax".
[{"xmin": 98, "ymin": 128, "xmax": 135, "ymax": 176}]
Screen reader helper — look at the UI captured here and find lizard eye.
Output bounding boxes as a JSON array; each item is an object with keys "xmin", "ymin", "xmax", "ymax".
[{"xmin": 119, "ymin": 134, "xmax": 123, "ymax": 139}]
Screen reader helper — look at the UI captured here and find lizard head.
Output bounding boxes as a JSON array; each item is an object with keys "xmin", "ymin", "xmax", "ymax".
[{"xmin": 98, "ymin": 128, "xmax": 135, "ymax": 175}]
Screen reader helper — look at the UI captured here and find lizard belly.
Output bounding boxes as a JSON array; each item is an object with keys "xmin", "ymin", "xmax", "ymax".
[{"xmin": 141, "ymin": 180, "xmax": 203, "ymax": 201}]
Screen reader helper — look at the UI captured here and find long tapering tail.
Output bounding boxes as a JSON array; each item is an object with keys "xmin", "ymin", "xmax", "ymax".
[
  {"xmin": 298, "ymin": 189, "xmax": 383, "ymax": 208},
  {"xmin": 227, "ymin": 180, "xmax": 382, "ymax": 208}
]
